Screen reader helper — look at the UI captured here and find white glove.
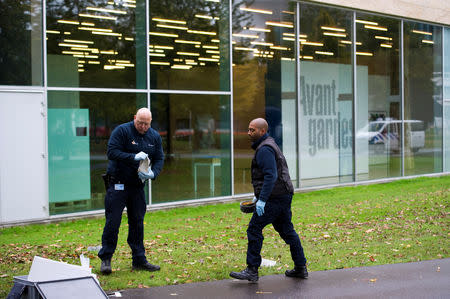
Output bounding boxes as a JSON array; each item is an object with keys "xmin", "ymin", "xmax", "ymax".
[
  {"xmin": 134, "ymin": 151, "xmax": 148, "ymax": 161},
  {"xmin": 138, "ymin": 169, "xmax": 154, "ymax": 181}
]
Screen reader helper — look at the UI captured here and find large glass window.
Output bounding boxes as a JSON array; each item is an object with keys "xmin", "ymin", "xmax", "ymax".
[
  {"xmin": 232, "ymin": 0, "xmax": 298, "ymax": 194},
  {"xmin": 0, "ymin": 0, "xmax": 42, "ymax": 85},
  {"xmin": 150, "ymin": 94, "xmax": 231, "ymax": 203},
  {"xmin": 299, "ymin": 4, "xmax": 353, "ymax": 187},
  {"xmin": 149, "ymin": 0, "xmax": 230, "ymax": 91},
  {"xmin": 46, "ymin": 0, "xmax": 146, "ymax": 88},
  {"xmin": 444, "ymin": 27, "xmax": 450, "ymax": 172},
  {"xmin": 47, "ymin": 91, "xmax": 147, "ymax": 215},
  {"xmin": 355, "ymin": 14, "xmax": 401, "ymax": 181},
  {"xmin": 404, "ymin": 21, "xmax": 442, "ymax": 175}
]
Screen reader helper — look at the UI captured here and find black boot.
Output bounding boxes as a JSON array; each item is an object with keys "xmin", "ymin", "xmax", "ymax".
[
  {"xmin": 230, "ymin": 266, "xmax": 259, "ymax": 282},
  {"xmin": 285, "ymin": 265, "xmax": 308, "ymax": 278},
  {"xmin": 132, "ymin": 261, "xmax": 161, "ymax": 272},
  {"xmin": 100, "ymin": 259, "xmax": 112, "ymax": 275}
]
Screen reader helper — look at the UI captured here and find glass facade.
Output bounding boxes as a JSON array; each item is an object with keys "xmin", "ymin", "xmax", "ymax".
[
  {"xmin": 232, "ymin": 0, "xmax": 297, "ymax": 194},
  {"xmin": 1, "ymin": 0, "xmax": 449, "ymax": 218},
  {"xmin": 47, "ymin": 91, "xmax": 147, "ymax": 214},
  {"xmin": 149, "ymin": 0, "xmax": 230, "ymax": 91},
  {"xmin": 0, "ymin": 0, "xmax": 42, "ymax": 85},
  {"xmin": 404, "ymin": 21, "xmax": 442, "ymax": 175},
  {"xmin": 355, "ymin": 14, "xmax": 401, "ymax": 180},
  {"xmin": 444, "ymin": 28, "xmax": 450, "ymax": 172},
  {"xmin": 46, "ymin": 0, "xmax": 147, "ymax": 88},
  {"xmin": 299, "ymin": 4, "xmax": 353, "ymax": 187},
  {"xmin": 150, "ymin": 93, "xmax": 231, "ymax": 203}
]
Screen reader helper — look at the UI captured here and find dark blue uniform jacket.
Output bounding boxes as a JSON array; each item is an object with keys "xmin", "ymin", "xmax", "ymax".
[{"xmin": 106, "ymin": 121, "xmax": 164, "ymax": 186}]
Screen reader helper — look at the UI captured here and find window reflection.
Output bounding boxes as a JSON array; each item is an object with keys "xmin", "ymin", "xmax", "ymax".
[
  {"xmin": 355, "ymin": 14, "xmax": 401, "ymax": 180},
  {"xmin": 299, "ymin": 4, "xmax": 353, "ymax": 187},
  {"xmin": 232, "ymin": 0, "xmax": 297, "ymax": 194},
  {"xmin": 47, "ymin": 91, "xmax": 147, "ymax": 215},
  {"xmin": 149, "ymin": 0, "xmax": 230, "ymax": 91},
  {"xmin": 46, "ymin": 0, "xmax": 146, "ymax": 88},
  {"xmin": 404, "ymin": 21, "xmax": 442, "ymax": 175},
  {"xmin": 151, "ymin": 94, "xmax": 231, "ymax": 203},
  {"xmin": 0, "ymin": 0, "xmax": 42, "ymax": 85}
]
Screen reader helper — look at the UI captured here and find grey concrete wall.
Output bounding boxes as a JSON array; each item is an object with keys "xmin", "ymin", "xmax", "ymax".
[{"xmin": 308, "ymin": 0, "xmax": 450, "ymax": 25}]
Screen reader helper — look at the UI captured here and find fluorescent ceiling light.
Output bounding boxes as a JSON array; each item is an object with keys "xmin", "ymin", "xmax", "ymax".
[
  {"xmin": 149, "ymin": 32, "xmax": 178, "ymax": 37},
  {"xmin": 59, "ymin": 43, "xmax": 88, "ymax": 48},
  {"xmin": 150, "ymin": 61, "xmax": 170, "ymax": 65},
  {"xmin": 171, "ymin": 65, "xmax": 192, "ymax": 69},
  {"xmin": 157, "ymin": 24, "xmax": 188, "ymax": 30},
  {"xmin": 64, "ymin": 39, "xmax": 94, "ymax": 44},
  {"xmin": 175, "ymin": 39, "xmax": 201, "ymax": 44},
  {"xmin": 92, "ymin": 31, "xmax": 121, "ymax": 36},
  {"xmin": 152, "ymin": 17, "xmax": 186, "ymax": 24},
  {"xmin": 422, "ymin": 40, "xmax": 434, "ymax": 44},
  {"xmin": 248, "ymin": 27, "xmax": 270, "ymax": 32},
  {"xmin": 412, "ymin": 30, "xmax": 432, "ymax": 36},
  {"xmin": 202, "ymin": 45, "xmax": 219, "ymax": 49},
  {"xmin": 240, "ymin": 7, "xmax": 272, "ymax": 14},
  {"xmin": 323, "ymin": 32, "xmax": 346, "ymax": 37},
  {"xmin": 364, "ymin": 25, "xmax": 387, "ymax": 31},
  {"xmin": 86, "ymin": 7, "xmax": 126, "ymax": 14},
  {"xmin": 79, "ymin": 27, "xmax": 112, "ymax": 32},
  {"xmin": 187, "ymin": 29, "xmax": 216, "ymax": 35},
  {"xmin": 356, "ymin": 51, "xmax": 373, "ymax": 56},
  {"xmin": 266, "ymin": 21, "xmax": 293, "ymax": 28},
  {"xmin": 375, "ymin": 36, "xmax": 392, "ymax": 40},
  {"xmin": 355, "ymin": 19, "xmax": 378, "ymax": 25},
  {"xmin": 198, "ymin": 57, "xmax": 219, "ymax": 62},
  {"xmin": 380, "ymin": 43, "xmax": 392, "ymax": 48},
  {"xmin": 177, "ymin": 51, "xmax": 200, "ymax": 56},
  {"xmin": 234, "ymin": 47, "xmax": 257, "ymax": 51},
  {"xmin": 232, "ymin": 33, "xmax": 258, "ymax": 38},
  {"xmin": 250, "ymin": 41, "xmax": 273, "ymax": 46},
  {"xmin": 79, "ymin": 13, "xmax": 117, "ymax": 20},
  {"xmin": 315, "ymin": 51, "xmax": 334, "ymax": 56},
  {"xmin": 301, "ymin": 41, "xmax": 323, "ymax": 46},
  {"xmin": 149, "ymin": 53, "xmax": 166, "ymax": 57},
  {"xmin": 57, "ymin": 20, "xmax": 80, "ymax": 25},
  {"xmin": 46, "ymin": 30, "xmax": 60, "ymax": 34},
  {"xmin": 321, "ymin": 26, "xmax": 345, "ymax": 32},
  {"xmin": 270, "ymin": 46, "xmax": 288, "ymax": 50}
]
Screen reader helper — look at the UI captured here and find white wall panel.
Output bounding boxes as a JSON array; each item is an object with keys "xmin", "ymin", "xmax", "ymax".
[{"xmin": 0, "ymin": 91, "xmax": 48, "ymax": 223}]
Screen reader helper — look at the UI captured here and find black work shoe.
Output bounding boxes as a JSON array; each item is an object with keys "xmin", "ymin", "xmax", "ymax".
[
  {"xmin": 285, "ymin": 265, "xmax": 308, "ymax": 278},
  {"xmin": 132, "ymin": 261, "xmax": 161, "ymax": 272},
  {"xmin": 230, "ymin": 266, "xmax": 259, "ymax": 282},
  {"xmin": 100, "ymin": 259, "xmax": 112, "ymax": 275}
]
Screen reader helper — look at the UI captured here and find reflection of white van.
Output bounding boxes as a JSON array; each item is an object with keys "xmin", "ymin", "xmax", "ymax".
[{"xmin": 359, "ymin": 120, "xmax": 425, "ymax": 152}]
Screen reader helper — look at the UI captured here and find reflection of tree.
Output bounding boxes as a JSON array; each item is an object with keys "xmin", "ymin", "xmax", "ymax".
[{"xmin": 0, "ymin": 0, "xmax": 40, "ymax": 84}]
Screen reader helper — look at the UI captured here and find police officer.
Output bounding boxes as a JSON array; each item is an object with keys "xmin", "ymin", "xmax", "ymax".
[
  {"xmin": 230, "ymin": 118, "xmax": 308, "ymax": 282},
  {"xmin": 98, "ymin": 108, "xmax": 164, "ymax": 274}
]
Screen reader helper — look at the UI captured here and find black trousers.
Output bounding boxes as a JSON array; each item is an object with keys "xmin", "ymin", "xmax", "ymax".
[
  {"xmin": 98, "ymin": 183, "xmax": 147, "ymax": 265},
  {"xmin": 246, "ymin": 197, "xmax": 307, "ymax": 268}
]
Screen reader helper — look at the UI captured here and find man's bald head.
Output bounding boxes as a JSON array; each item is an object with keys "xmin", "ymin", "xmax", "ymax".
[
  {"xmin": 248, "ymin": 118, "xmax": 268, "ymax": 142},
  {"xmin": 134, "ymin": 108, "xmax": 152, "ymax": 134}
]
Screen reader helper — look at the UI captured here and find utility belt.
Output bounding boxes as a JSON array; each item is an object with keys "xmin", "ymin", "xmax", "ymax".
[{"xmin": 102, "ymin": 173, "xmax": 142, "ymax": 190}]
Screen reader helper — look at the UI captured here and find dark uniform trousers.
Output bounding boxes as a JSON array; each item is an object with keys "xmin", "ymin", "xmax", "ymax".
[
  {"xmin": 98, "ymin": 182, "xmax": 147, "ymax": 265},
  {"xmin": 246, "ymin": 196, "xmax": 307, "ymax": 268}
]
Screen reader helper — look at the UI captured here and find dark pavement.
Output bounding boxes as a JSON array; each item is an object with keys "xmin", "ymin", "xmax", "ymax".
[{"xmin": 116, "ymin": 258, "xmax": 449, "ymax": 298}]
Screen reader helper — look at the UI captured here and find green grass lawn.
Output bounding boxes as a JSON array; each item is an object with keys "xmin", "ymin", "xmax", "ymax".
[{"xmin": 0, "ymin": 175, "xmax": 449, "ymax": 296}]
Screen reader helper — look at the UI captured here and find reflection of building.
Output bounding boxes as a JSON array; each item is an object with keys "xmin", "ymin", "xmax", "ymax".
[{"xmin": 0, "ymin": 0, "xmax": 449, "ymax": 224}]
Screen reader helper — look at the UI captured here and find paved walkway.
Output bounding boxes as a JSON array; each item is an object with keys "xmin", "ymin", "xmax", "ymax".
[{"xmin": 116, "ymin": 258, "xmax": 449, "ymax": 298}]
